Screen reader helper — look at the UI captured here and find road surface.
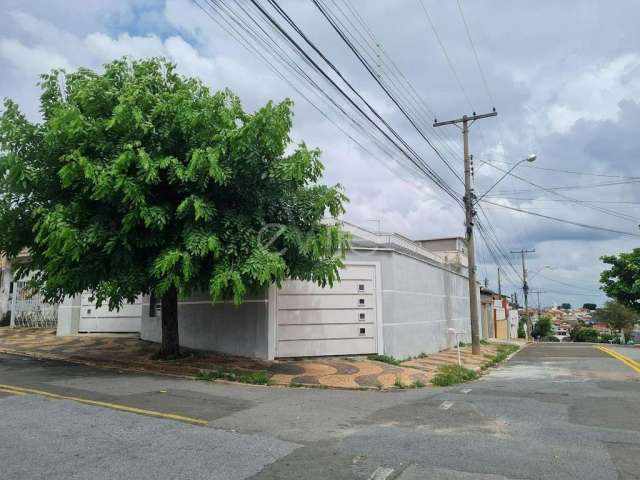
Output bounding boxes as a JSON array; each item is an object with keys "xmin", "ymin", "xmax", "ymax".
[{"xmin": 1, "ymin": 343, "xmax": 639, "ymax": 479}]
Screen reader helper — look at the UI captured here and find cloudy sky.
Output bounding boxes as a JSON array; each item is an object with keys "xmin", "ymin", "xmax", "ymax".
[{"xmin": 2, "ymin": 0, "xmax": 639, "ymax": 308}]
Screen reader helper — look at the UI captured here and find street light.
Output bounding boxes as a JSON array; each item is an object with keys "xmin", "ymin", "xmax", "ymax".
[
  {"xmin": 475, "ymin": 154, "xmax": 537, "ymax": 203},
  {"xmin": 528, "ymin": 265, "xmax": 551, "ymax": 281}
]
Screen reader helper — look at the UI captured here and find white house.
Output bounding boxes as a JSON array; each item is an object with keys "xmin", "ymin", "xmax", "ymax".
[{"xmin": 45, "ymin": 221, "xmax": 481, "ymax": 360}]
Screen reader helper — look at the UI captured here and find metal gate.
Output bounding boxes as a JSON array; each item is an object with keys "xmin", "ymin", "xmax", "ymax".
[{"xmin": 9, "ymin": 280, "xmax": 58, "ymax": 328}]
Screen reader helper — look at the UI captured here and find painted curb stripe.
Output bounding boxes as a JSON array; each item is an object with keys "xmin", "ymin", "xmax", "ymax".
[
  {"xmin": 0, "ymin": 387, "xmax": 28, "ymax": 396},
  {"xmin": 0, "ymin": 383, "xmax": 208, "ymax": 426},
  {"xmin": 596, "ymin": 346, "xmax": 640, "ymax": 374}
]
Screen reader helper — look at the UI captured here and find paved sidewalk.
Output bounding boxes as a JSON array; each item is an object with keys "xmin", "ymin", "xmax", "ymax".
[
  {"xmin": 401, "ymin": 343, "xmax": 503, "ymax": 373},
  {"xmin": 0, "ymin": 328, "xmax": 516, "ymax": 389},
  {"xmin": 0, "ymin": 328, "xmax": 429, "ymax": 389}
]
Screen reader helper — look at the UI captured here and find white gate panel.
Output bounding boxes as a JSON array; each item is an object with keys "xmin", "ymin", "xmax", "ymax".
[
  {"xmin": 277, "ymin": 309, "xmax": 376, "ymax": 325},
  {"xmin": 277, "ymin": 294, "xmax": 374, "ymax": 310},
  {"xmin": 79, "ymin": 294, "xmax": 141, "ymax": 333},
  {"xmin": 275, "ymin": 264, "xmax": 380, "ymax": 358},
  {"xmin": 277, "ymin": 338, "xmax": 376, "ymax": 358}
]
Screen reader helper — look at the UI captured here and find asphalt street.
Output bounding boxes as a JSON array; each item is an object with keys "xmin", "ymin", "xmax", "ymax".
[{"xmin": 1, "ymin": 343, "xmax": 639, "ymax": 479}]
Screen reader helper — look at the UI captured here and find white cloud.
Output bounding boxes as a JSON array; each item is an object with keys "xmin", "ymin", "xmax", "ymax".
[
  {"xmin": 0, "ymin": 38, "xmax": 71, "ymax": 75},
  {"xmin": 528, "ymin": 53, "xmax": 640, "ymax": 135},
  {"xmin": 85, "ymin": 32, "xmax": 165, "ymax": 61}
]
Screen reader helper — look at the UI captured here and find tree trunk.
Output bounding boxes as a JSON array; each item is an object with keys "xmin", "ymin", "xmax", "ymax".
[{"xmin": 160, "ymin": 286, "xmax": 180, "ymax": 357}]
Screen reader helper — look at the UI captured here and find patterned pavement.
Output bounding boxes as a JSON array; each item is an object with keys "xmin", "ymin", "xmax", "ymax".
[
  {"xmin": 0, "ymin": 328, "xmax": 517, "ymax": 389},
  {"xmin": 0, "ymin": 328, "xmax": 432, "ymax": 389}
]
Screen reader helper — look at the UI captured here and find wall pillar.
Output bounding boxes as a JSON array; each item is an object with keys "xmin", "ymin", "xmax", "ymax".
[{"xmin": 56, "ymin": 295, "xmax": 81, "ymax": 336}]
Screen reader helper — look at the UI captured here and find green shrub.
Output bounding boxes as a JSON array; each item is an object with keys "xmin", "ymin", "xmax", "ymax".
[
  {"xmin": 482, "ymin": 344, "xmax": 519, "ymax": 369},
  {"xmin": 542, "ymin": 335, "xmax": 559, "ymax": 342},
  {"xmin": 431, "ymin": 365, "xmax": 479, "ymax": 386},
  {"xmin": 517, "ymin": 321, "xmax": 526, "ymax": 339},
  {"xmin": 196, "ymin": 369, "xmax": 271, "ymax": 385},
  {"xmin": 571, "ymin": 327, "xmax": 599, "ymax": 343},
  {"xmin": 367, "ymin": 354, "xmax": 401, "ymax": 366},
  {"xmin": 598, "ymin": 333, "xmax": 614, "ymax": 343}
]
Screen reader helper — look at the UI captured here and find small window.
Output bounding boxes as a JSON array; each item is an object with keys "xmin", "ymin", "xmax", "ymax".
[
  {"xmin": 359, "ymin": 328, "xmax": 366, "ymax": 336},
  {"xmin": 86, "ymin": 308, "xmax": 91, "ymax": 314},
  {"xmin": 358, "ymin": 298, "xmax": 365, "ymax": 306},
  {"xmin": 359, "ymin": 313, "xmax": 366, "ymax": 321},
  {"xmin": 358, "ymin": 284, "xmax": 365, "ymax": 292}
]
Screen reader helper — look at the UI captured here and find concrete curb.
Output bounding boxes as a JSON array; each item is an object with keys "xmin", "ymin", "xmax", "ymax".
[{"xmin": 0, "ymin": 347, "xmax": 427, "ymax": 392}]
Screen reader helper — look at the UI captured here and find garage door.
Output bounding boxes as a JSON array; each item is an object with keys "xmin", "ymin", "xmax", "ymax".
[
  {"xmin": 276, "ymin": 264, "xmax": 378, "ymax": 358},
  {"xmin": 78, "ymin": 293, "xmax": 142, "ymax": 333}
]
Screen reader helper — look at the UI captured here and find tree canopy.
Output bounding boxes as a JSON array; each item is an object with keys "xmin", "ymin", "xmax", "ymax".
[
  {"xmin": 601, "ymin": 248, "xmax": 640, "ymax": 313},
  {"xmin": 532, "ymin": 315, "xmax": 552, "ymax": 338},
  {"xmin": 0, "ymin": 57, "xmax": 350, "ymax": 354},
  {"xmin": 582, "ymin": 303, "xmax": 597, "ymax": 310},
  {"xmin": 592, "ymin": 300, "xmax": 639, "ymax": 338}
]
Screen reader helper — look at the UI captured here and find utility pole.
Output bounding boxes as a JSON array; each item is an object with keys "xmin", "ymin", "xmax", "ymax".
[
  {"xmin": 530, "ymin": 290, "xmax": 546, "ymax": 322},
  {"xmin": 511, "ymin": 248, "xmax": 536, "ymax": 340},
  {"xmin": 434, "ymin": 110, "xmax": 497, "ymax": 355},
  {"xmin": 497, "ymin": 267, "xmax": 502, "ymax": 296}
]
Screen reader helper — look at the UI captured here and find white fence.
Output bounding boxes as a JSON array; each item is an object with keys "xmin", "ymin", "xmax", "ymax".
[{"xmin": 10, "ymin": 280, "xmax": 58, "ymax": 328}]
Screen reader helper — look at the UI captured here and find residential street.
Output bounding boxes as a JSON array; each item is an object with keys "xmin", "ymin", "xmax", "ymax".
[{"xmin": 1, "ymin": 344, "xmax": 639, "ymax": 479}]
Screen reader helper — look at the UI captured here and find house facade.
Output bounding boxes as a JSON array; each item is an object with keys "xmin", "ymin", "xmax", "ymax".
[
  {"xmin": 13, "ymin": 221, "xmax": 483, "ymax": 360},
  {"xmin": 139, "ymin": 222, "xmax": 479, "ymax": 359}
]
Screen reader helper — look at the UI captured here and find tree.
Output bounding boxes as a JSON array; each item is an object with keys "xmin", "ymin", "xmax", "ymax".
[
  {"xmin": 570, "ymin": 326, "xmax": 599, "ymax": 343},
  {"xmin": 592, "ymin": 300, "xmax": 639, "ymax": 342},
  {"xmin": 517, "ymin": 317, "xmax": 527, "ymax": 339},
  {"xmin": 532, "ymin": 315, "xmax": 552, "ymax": 338},
  {"xmin": 601, "ymin": 249, "xmax": 640, "ymax": 313},
  {"xmin": 0, "ymin": 58, "xmax": 350, "ymax": 356},
  {"xmin": 560, "ymin": 303, "xmax": 571, "ymax": 310},
  {"xmin": 582, "ymin": 303, "xmax": 597, "ymax": 310}
]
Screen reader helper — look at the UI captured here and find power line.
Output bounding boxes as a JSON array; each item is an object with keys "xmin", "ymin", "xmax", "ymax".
[
  {"xmin": 337, "ymin": 0, "xmax": 465, "ymax": 165},
  {"xmin": 482, "ymin": 198, "xmax": 640, "ymax": 205},
  {"xmin": 418, "ymin": 0, "xmax": 474, "ymax": 111},
  {"xmin": 534, "ymin": 272, "xmax": 602, "ymax": 293},
  {"xmin": 478, "ymin": 159, "xmax": 640, "ymax": 180},
  {"xmin": 479, "ymin": 161, "xmax": 640, "ymax": 223},
  {"xmin": 311, "ymin": 0, "xmax": 465, "ymax": 185},
  {"xmin": 481, "ymin": 199, "xmax": 640, "ymax": 237},
  {"xmin": 197, "ymin": 0, "xmax": 464, "ymax": 209},
  {"xmin": 258, "ymin": 0, "xmax": 463, "ymax": 203},
  {"xmin": 484, "ymin": 178, "xmax": 640, "ymax": 195},
  {"xmin": 455, "ymin": 0, "xmax": 494, "ymax": 108}
]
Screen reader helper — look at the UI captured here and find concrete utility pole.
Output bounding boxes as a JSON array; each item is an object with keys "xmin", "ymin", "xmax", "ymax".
[
  {"xmin": 511, "ymin": 248, "xmax": 535, "ymax": 340},
  {"xmin": 530, "ymin": 290, "xmax": 547, "ymax": 322},
  {"xmin": 497, "ymin": 267, "xmax": 502, "ymax": 296},
  {"xmin": 434, "ymin": 110, "xmax": 497, "ymax": 355}
]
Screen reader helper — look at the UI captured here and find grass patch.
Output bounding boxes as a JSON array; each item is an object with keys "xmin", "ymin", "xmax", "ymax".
[
  {"xmin": 289, "ymin": 381, "xmax": 305, "ymax": 388},
  {"xmin": 394, "ymin": 376, "xmax": 407, "ymax": 389},
  {"xmin": 481, "ymin": 344, "xmax": 519, "ymax": 370},
  {"xmin": 431, "ymin": 364, "xmax": 479, "ymax": 387},
  {"xmin": 394, "ymin": 376, "xmax": 428, "ymax": 389},
  {"xmin": 196, "ymin": 369, "xmax": 271, "ymax": 385},
  {"xmin": 368, "ymin": 354, "xmax": 401, "ymax": 366}
]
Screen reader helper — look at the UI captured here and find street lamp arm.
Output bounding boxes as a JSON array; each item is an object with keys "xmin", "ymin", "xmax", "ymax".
[{"xmin": 475, "ymin": 159, "xmax": 528, "ymax": 204}]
